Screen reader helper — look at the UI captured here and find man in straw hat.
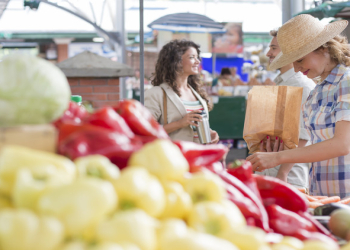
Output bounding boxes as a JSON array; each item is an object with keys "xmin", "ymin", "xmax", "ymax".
[
  {"xmin": 247, "ymin": 14, "xmax": 350, "ymax": 199},
  {"xmin": 255, "ymin": 28, "xmax": 315, "ymax": 191}
]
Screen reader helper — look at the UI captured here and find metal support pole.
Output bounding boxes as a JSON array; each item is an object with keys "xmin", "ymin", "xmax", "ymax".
[
  {"xmin": 140, "ymin": 0, "xmax": 145, "ymax": 104},
  {"xmin": 117, "ymin": 0, "xmax": 126, "ymax": 100},
  {"xmin": 282, "ymin": 0, "xmax": 292, "ymax": 24},
  {"xmin": 291, "ymin": 0, "xmax": 305, "ymax": 17},
  {"xmin": 282, "ymin": 0, "xmax": 305, "ymax": 24},
  {"xmin": 37, "ymin": 0, "xmax": 120, "ymax": 44}
]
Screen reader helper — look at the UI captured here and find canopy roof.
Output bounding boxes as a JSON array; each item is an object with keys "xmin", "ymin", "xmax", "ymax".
[
  {"xmin": 297, "ymin": 1, "xmax": 350, "ymax": 19},
  {"xmin": 56, "ymin": 51, "xmax": 134, "ymax": 78},
  {"xmin": 148, "ymin": 12, "xmax": 224, "ymax": 33}
]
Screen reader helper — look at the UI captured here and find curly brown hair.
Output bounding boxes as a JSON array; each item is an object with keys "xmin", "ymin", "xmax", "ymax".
[
  {"xmin": 316, "ymin": 35, "xmax": 350, "ymax": 67},
  {"xmin": 151, "ymin": 39, "xmax": 212, "ymax": 110}
]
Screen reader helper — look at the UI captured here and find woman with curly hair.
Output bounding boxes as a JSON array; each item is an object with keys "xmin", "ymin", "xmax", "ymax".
[
  {"xmin": 145, "ymin": 39, "xmax": 219, "ymax": 143},
  {"xmin": 247, "ymin": 14, "xmax": 350, "ymax": 198}
]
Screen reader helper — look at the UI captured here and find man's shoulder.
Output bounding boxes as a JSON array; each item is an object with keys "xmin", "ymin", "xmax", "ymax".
[{"xmin": 287, "ymin": 72, "xmax": 315, "ymax": 88}]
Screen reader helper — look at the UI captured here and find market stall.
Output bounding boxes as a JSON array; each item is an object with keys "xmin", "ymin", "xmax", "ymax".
[{"xmin": 1, "ymin": 54, "xmax": 350, "ymax": 250}]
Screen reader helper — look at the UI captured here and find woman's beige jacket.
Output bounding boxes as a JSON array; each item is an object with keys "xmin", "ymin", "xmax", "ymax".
[{"xmin": 144, "ymin": 83, "xmax": 209, "ymax": 142}]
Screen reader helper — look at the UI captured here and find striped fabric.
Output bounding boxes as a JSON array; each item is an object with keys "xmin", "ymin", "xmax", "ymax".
[
  {"xmin": 303, "ymin": 64, "xmax": 350, "ymax": 198},
  {"xmin": 181, "ymin": 99, "xmax": 204, "ymax": 142}
]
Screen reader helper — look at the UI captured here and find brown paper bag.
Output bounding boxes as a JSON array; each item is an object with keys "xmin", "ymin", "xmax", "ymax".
[{"xmin": 243, "ymin": 86, "xmax": 303, "ymax": 154}]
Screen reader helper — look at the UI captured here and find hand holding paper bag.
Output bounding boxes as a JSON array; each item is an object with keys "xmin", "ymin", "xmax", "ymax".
[{"xmin": 243, "ymin": 86, "xmax": 303, "ymax": 154}]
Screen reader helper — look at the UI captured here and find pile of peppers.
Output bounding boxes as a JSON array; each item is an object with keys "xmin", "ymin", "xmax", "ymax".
[
  {"xmin": 53, "ymin": 99, "xmax": 336, "ymax": 244},
  {"xmin": 53, "ymin": 100, "xmax": 169, "ymax": 169},
  {"xmin": 172, "ymin": 140, "xmax": 336, "ymax": 243}
]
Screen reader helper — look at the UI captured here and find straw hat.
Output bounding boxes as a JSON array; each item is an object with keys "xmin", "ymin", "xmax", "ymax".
[{"xmin": 268, "ymin": 14, "xmax": 348, "ymax": 71}]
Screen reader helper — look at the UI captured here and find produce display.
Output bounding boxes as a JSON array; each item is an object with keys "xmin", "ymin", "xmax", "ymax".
[
  {"xmin": 0, "ymin": 54, "xmax": 71, "ymax": 126},
  {"xmin": 302, "ymin": 194, "xmax": 350, "ymax": 209},
  {"xmin": 1, "ymin": 54, "xmax": 350, "ymax": 250}
]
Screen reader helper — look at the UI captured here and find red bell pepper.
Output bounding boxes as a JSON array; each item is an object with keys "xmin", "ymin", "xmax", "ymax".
[
  {"xmin": 226, "ymin": 160, "xmax": 262, "ymax": 201},
  {"xmin": 213, "ymin": 170, "xmax": 270, "ymax": 232},
  {"xmin": 254, "ymin": 175, "xmax": 308, "ymax": 213},
  {"xmin": 226, "ymin": 183, "xmax": 265, "ymax": 228},
  {"xmin": 57, "ymin": 122, "xmax": 98, "ymax": 144},
  {"xmin": 83, "ymin": 106, "xmax": 135, "ymax": 138},
  {"xmin": 113, "ymin": 99, "xmax": 169, "ymax": 139},
  {"xmin": 292, "ymin": 229, "xmax": 338, "ymax": 244},
  {"xmin": 299, "ymin": 211, "xmax": 337, "ymax": 241},
  {"xmin": 204, "ymin": 161, "xmax": 225, "ymax": 173},
  {"xmin": 58, "ymin": 125, "xmax": 142, "ymax": 169},
  {"xmin": 266, "ymin": 204, "xmax": 317, "ymax": 236},
  {"xmin": 53, "ymin": 101, "xmax": 89, "ymax": 129},
  {"xmin": 173, "ymin": 140, "xmax": 228, "ymax": 172}
]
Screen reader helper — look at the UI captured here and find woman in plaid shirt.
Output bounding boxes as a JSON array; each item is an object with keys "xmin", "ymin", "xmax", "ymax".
[{"xmin": 247, "ymin": 14, "xmax": 350, "ymax": 198}]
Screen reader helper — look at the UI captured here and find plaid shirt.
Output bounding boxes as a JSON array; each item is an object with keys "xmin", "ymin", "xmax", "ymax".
[{"xmin": 303, "ymin": 64, "xmax": 350, "ymax": 198}]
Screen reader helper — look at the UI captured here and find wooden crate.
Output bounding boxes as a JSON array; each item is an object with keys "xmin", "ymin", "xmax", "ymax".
[{"xmin": 0, "ymin": 124, "xmax": 57, "ymax": 153}]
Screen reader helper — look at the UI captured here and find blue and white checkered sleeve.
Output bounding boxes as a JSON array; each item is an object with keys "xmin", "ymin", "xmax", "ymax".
[{"xmin": 335, "ymin": 77, "xmax": 350, "ymax": 123}]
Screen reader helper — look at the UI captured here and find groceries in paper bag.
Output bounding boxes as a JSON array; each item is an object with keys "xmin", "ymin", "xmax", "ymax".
[{"xmin": 243, "ymin": 86, "xmax": 303, "ymax": 154}]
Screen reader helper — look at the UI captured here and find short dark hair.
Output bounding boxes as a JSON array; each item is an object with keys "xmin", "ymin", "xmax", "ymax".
[
  {"xmin": 270, "ymin": 29, "xmax": 278, "ymax": 37},
  {"xmin": 220, "ymin": 67, "xmax": 231, "ymax": 75}
]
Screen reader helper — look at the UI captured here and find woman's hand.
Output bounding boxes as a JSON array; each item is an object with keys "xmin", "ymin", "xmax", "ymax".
[
  {"xmin": 260, "ymin": 136, "xmax": 284, "ymax": 152},
  {"xmin": 209, "ymin": 129, "xmax": 219, "ymax": 144},
  {"xmin": 179, "ymin": 110, "xmax": 202, "ymax": 128},
  {"xmin": 246, "ymin": 152, "xmax": 281, "ymax": 172}
]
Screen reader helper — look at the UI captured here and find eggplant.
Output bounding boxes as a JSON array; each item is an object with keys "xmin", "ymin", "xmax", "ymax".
[{"xmin": 314, "ymin": 203, "xmax": 350, "ymax": 216}]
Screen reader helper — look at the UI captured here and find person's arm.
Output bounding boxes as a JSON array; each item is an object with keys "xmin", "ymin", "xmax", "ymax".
[
  {"xmin": 163, "ymin": 110, "xmax": 202, "ymax": 134},
  {"xmin": 163, "ymin": 121, "xmax": 183, "ymax": 134},
  {"xmin": 275, "ymin": 139, "xmax": 308, "ymax": 182},
  {"xmin": 248, "ymin": 121, "xmax": 350, "ymax": 171},
  {"xmin": 209, "ymin": 129, "xmax": 219, "ymax": 144}
]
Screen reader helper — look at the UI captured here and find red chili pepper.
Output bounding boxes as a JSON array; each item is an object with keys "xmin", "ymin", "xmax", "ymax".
[
  {"xmin": 83, "ymin": 106, "xmax": 134, "ymax": 138},
  {"xmin": 53, "ymin": 101, "xmax": 89, "ymax": 129},
  {"xmin": 254, "ymin": 175, "xmax": 308, "ymax": 213},
  {"xmin": 266, "ymin": 204, "xmax": 317, "ymax": 236},
  {"xmin": 226, "ymin": 161, "xmax": 262, "ymax": 200},
  {"xmin": 113, "ymin": 99, "xmax": 169, "ymax": 139},
  {"xmin": 213, "ymin": 170, "xmax": 270, "ymax": 232},
  {"xmin": 58, "ymin": 125, "xmax": 142, "ymax": 169},
  {"xmin": 173, "ymin": 140, "xmax": 228, "ymax": 172}
]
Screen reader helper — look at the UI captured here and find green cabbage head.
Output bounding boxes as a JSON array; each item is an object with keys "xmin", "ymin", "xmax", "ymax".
[{"xmin": 0, "ymin": 54, "xmax": 71, "ymax": 126}]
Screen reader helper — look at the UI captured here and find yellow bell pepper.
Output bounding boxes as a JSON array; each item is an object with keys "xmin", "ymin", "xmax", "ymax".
[
  {"xmin": 273, "ymin": 236, "xmax": 303, "ymax": 250},
  {"xmin": 74, "ymin": 155, "xmax": 120, "ymax": 183},
  {"xmin": 0, "ymin": 145, "xmax": 76, "ymax": 195},
  {"xmin": 157, "ymin": 219, "xmax": 189, "ymax": 242},
  {"xmin": 96, "ymin": 209, "xmax": 158, "ymax": 250},
  {"xmin": 342, "ymin": 241, "xmax": 350, "ymax": 250},
  {"xmin": 159, "ymin": 181, "xmax": 192, "ymax": 219},
  {"xmin": 59, "ymin": 240, "xmax": 141, "ymax": 250},
  {"xmin": 38, "ymin": 177, "xmax": 117, "ymax": 239},
  {"xmin": 184, "ymin": 169, "xmax": 226, "ymax": 204},
  {"xmin": 114, "ymin": 167, "xmax": 165, "ymax": 217},
  {"xmin": 302, "ymin": 240, "xmax": 339, "ymax": 250},
  {"xmin": 12, "ymin": 166, "xmax": 71, "ymax": 212},
  {"xmin": 128, "ymin": 139, "xmax": 189, "ymax": 182},
  {"xmin": 219, "ymin": 226, "xmax": 268, "ymax": 250},
  {"xmin": 187, "ymin": 201, "xmax": 246, "ymax": 237},
  {"xmin": 271, "ymin": 244, "xmax": 297, "ymax": 250},
  {"xmin": 0, "ymin": 208, "xmax": 64, "ymax": 250},
  {"xmin": 0, "ymin": 195, "xmax": 12, "ymax": 210},
  {"xmin": 157, "ymin": 218, "xmax": 239, "ymax": 250}
]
